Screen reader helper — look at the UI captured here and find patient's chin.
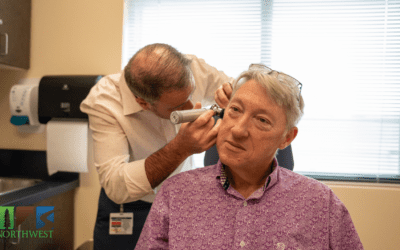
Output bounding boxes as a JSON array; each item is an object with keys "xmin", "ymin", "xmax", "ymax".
[
  {"xmin": 219, "ymin": 151, "xmax": 244, "ymax": 168},
  {"xmin": 218, "ymin": 150, "xmax": 229, "ymax": 165}
]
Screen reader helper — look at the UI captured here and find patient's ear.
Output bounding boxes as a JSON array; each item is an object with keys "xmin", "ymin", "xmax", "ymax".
[
  {"xmin": 135, "ymin": 96, "xmax": 151, "ymax": 110},
  {"xmin": 278, "ymin": 127, "xmax": 298, "ymax": 150}
]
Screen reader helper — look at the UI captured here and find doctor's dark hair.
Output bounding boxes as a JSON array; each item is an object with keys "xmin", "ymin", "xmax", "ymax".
[{"xmin": 124, "ymin": 43, "xmax": 193, "ymax": 104}]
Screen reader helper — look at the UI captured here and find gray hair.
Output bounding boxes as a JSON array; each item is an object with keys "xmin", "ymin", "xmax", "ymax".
[
  {"xmin": 231, "ymin": 64, "xmax": 305, "ymax": 130},
  {"xmin": 124, "ymin": 43, "xmax": 193, "ymax": 104}
]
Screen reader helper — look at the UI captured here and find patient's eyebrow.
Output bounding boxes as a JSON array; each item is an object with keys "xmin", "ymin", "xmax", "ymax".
[{"xmin": 233, "ymin": 97, "xmax": 276, "ymax": 118}]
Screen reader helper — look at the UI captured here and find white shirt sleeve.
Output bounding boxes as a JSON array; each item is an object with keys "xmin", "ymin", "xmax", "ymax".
[
  {"xmin": 81, "ymin": 76, "xmax": 154, "ymax": 204},
  {"xmin": 187, "ymin": 54, "xmax": 235, "ymax": 107}
]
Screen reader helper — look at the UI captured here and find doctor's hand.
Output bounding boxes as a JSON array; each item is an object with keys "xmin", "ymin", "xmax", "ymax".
[
  {"xmin": 215, "ymin": 82, "xmax": 233, "ymax": 109},
  {"xmin": 174, "ymin": 102, "xmax": 222, "ymax": 155}
]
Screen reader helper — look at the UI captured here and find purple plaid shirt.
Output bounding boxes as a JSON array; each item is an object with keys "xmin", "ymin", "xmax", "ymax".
[{"xmin": 135, "ymin": 159, "xmax": 364, "ymax": 250}]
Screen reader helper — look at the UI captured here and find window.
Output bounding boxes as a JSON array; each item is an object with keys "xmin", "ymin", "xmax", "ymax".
[{"xmin": 123, "ymin": 0, "xmax": 400, "ymax": 182}]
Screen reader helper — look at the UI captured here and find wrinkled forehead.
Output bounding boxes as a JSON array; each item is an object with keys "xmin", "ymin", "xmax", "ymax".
[
  {"xmin": 230, "ymin": 80, "xmax": 276, "ymax": 109},
  {"xmin": 231, "ymin": 76, "xmax": 274, "ymax": 101}
]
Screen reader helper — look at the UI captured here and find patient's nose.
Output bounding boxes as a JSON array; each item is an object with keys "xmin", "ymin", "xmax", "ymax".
[{"xmin": 231, "ymin": 117, "xmax": 249, "ymax": 138}]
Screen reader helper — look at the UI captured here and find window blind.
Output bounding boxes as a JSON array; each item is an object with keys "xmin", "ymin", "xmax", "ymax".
[
  {"xmin": 122, "ymin": 0, "xmax": 400, "ymax": 182},
  {"xmin": 269, "ymin": 0, "xmax": 400, "ymax": 182},
  {"xmin": 123, "ymin": 0, "xmax": 265, "ymax": 78}
]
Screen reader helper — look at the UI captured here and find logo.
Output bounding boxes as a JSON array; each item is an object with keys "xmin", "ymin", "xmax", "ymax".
[
  {"xmin": 0, "ymin": 206, "xmax": 54, "ymax": 239},
  {"xmin": 36, "ymin": 206, "xmax": 54, "ymax": 230},
  {"xmin": 60, "ymin": 102, "xmax": 71, "ymax": 112},
  {"xmin": 0, "ymin": 206, "xmax": 14, "ymax": 229},
  {"xmin": 62, "ymin": 84, "xmax": 69, "ymax": 91}
]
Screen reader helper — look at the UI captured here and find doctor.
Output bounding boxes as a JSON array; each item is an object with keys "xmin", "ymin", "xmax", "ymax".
[{"xmin": 80, "ymin": 43, "xmax": 233, "ymax": 250}]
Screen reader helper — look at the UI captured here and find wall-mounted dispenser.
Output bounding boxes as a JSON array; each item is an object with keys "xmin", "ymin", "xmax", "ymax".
[
  {"xmin": 9, "ymin": 78, "xmax": 45, "ymax": 133},
  {"xmin": 9, "ymin": 75, "xmax": 103, "ymax": 175}
]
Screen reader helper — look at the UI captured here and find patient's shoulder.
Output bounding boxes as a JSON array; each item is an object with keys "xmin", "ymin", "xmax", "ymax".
[
  {"xmin": 278, "ymin": 167, "xmax": 332, "ymax": 195},
  {"xmin": 162, "ymin": 164, "xmax": 218, "ymax": 190}
]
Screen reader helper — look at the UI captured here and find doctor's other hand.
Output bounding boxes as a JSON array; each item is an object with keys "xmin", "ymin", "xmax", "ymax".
[
  {"xmin": 174, "ymin": 102, "xmax": 222, "ymax": 155},
  {"xmin": 215, "ymin": 82, "xmax": 233, "ymax": 109}
]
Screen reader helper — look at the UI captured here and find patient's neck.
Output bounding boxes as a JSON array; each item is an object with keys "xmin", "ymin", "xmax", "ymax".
[{"xmin": 224, "ymin": 161, "xmax": 273, "ymax": 199}]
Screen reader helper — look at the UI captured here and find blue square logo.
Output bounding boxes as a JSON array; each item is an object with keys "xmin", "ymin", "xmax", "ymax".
[{"xmin": 36, "ymin": 206, "xmax": 54, "ymax": 230}]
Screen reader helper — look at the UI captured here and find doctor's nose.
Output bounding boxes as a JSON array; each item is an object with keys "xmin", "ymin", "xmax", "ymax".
[{"xmin": 180, "ymin": 100, "xmax": 194, "ymax": 111}]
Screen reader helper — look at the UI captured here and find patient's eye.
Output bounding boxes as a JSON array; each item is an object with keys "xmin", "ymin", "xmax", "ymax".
[
  {"xmin": 229, "ymin": 106, "xmax": 241, "ymax": 113},
  {"xmin": 228, "ymin": 105, "xmax": 241, "ymax": 118},
  {"xmin": 257, "ymin": 117, "xmax": 271, "ymax": 124},
  {"xmin": 255, "ymin": 116, "xmax": 272, "ymax": 130},
  {"xmin": 259, "ymin": 118, "xmax": 268, "ymax": 123}
]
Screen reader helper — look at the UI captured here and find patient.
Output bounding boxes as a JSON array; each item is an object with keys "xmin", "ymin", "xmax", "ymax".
[{"xmin": 135, "ymin": 64, "xmax": 364, "ymax": 249}]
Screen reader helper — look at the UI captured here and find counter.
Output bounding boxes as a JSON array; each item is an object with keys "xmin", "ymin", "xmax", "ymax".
[
  {"xmin": 0, "ymin": 149, "xmax": 79, "ymax": 249},
  {"xmin": 0, "ymin": 149, "xmax": 80, "ymax": 206},
  {"xmin": 0, "ymin": 172, "xmax": 79, "ymax": 206}
]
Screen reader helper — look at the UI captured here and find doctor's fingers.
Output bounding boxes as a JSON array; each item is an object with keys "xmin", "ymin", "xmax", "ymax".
[
  {"xmin": 207, "ymin": 117, "xmax": 222, "ymax": 137},
  {"xmin": 201, "ymin": 120, "xmax": 222, "ymax": 151},
  {"xmin": 193, "ymin": 102, "xmax": 202, "ymax": 109},
  {"xmin": 191, "ymin": 109, "xmax": 216, "ymax": 127},
  {"xmin": 215, "ymin": 89, "xmax": 230, "ymax": 109},
  {"xmin": 222, "ymin": 82, "xmax": 233, "ymax": 97},
  {"xmin": 202, "ymin": 137, "xmax": 218, "ymax": 152},
  {"xmin": 201, "ymin": 118, "xmax": 221, "ymax": 145}
]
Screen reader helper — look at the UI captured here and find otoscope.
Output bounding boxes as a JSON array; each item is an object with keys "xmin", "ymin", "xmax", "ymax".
[{"xmin": 170, "ymin": 104, "xmax": 224, "ymax": 124}]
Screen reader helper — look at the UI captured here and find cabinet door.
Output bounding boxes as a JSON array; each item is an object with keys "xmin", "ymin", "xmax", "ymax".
[
  {"xmin": 0, "ymin": 216, "xmax": 49, "ymax": 250},
  {"xmin": 0, "ymin": 0, "xmax": 31, "ymax": 69},
  {"xmin": 0, "ymin": 190, "xmax": 74, "ymax": 250}
]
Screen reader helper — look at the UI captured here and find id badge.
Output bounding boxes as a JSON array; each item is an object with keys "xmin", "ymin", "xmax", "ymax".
[{"xmin": 109, "ymin": 212, "xmax": 134, "ymax": 235}]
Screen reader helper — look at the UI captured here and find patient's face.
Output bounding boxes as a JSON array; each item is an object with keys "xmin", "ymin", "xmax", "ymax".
[{"xmin": 216, "ymin": 80, "xmax": 290, "ymax": 169}]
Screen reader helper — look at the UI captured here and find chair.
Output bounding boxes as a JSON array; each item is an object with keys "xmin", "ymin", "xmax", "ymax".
[
  {"xmin": 75, "ymin": 239, "xmax": 93, "ymax": 250},
  {"xmin": 204, "ymin": 116, "xmax": 294, "ymax": 171}
]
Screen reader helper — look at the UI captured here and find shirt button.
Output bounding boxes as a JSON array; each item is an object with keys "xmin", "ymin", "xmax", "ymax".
[
  {"xmin": 240, "ymin": 241, "xmax": 246, "ymax": 247},
  {"xmin": 243, "ymin": 201, "xmax": 247, "ymax": 207}
]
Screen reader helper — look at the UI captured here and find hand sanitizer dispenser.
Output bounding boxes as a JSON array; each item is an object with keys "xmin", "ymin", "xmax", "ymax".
[{"xmin": 9, "ymin": 78, "xmax": 45, "ymax": 133}]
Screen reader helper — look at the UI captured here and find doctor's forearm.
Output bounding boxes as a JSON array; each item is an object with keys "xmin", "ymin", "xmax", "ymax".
[{"xmin": 144, "ymin": 137, "xmax": 191, "ymax": 189}]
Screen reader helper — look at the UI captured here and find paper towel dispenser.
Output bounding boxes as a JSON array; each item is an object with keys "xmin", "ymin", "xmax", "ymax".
[
  {"xmin": 9, "ymin": 75, "xmax": 103, "ymax": 176},
  {"xmin": 38, "ymin": 75, "xmax": 103, "ymax": 124},
  {"xmin": 38, "ymin": 75, "xmax": 103, "ymax": 175}
]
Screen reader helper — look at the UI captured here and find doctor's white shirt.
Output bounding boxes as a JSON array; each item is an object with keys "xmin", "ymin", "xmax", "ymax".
[{"xmin": 80, "ymin": 54, "xmax": 233, "ymax": 204}]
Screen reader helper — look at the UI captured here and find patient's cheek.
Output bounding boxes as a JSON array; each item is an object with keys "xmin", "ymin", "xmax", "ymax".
[{"xmin": 216, "ymin": 134, "xmax": 225, "ymax": 150}]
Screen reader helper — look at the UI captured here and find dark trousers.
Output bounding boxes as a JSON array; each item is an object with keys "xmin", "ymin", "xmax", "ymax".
[{"xmin": 93, "ymin": 188, "xmax": 152, "ymax": 250}]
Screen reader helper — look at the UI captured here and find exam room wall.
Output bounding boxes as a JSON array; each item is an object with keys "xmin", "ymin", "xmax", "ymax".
[
  {"xmin": 0, "ymin": 1, "xmax": 399, "ymax": 249},
  {"xmin": 0, "ymin": 0, "xmax": 123, "ymax": 248}
]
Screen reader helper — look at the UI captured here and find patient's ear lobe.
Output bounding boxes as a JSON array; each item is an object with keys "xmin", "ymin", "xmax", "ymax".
[{"xmin": 279, "ymin": 127, "xmax": 298, "ymax": 150}]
